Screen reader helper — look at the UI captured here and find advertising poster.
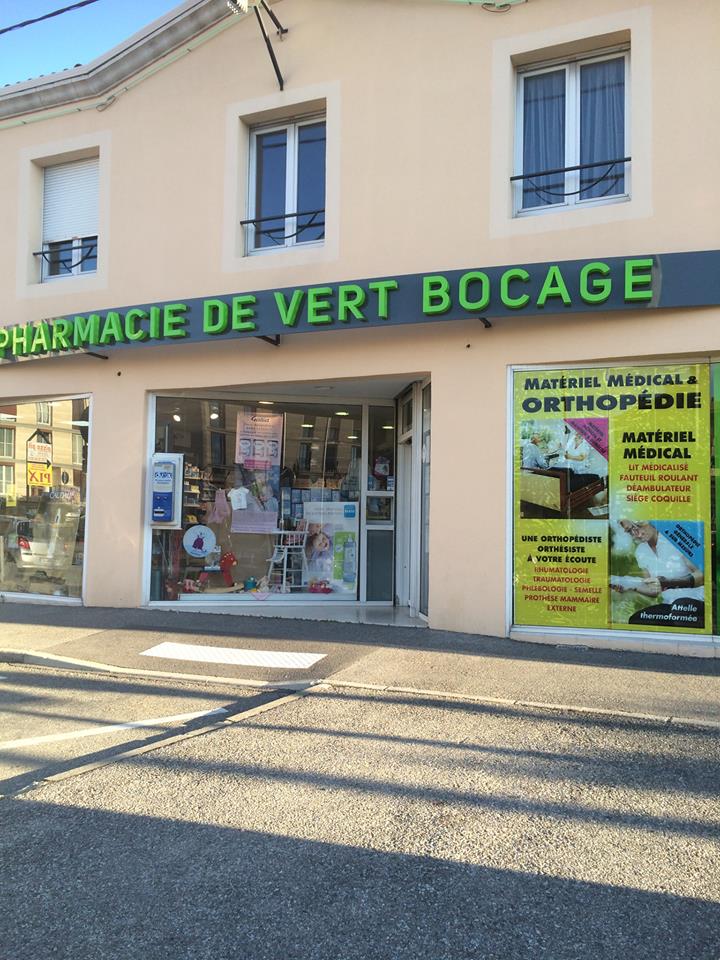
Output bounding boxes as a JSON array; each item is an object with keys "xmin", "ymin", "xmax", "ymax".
[
  {"xmin": 235, "ymin": 408, "xmax": 282, "ymax": 470},
  {"xmin": 303, "ymin": 501, "xmax": 359, "ymax": 596},
  {"xmin": 513, "ymin": 364, "xmax": 712, "ymax": 635},
  {"xmin": 231, "ymin": 407, "xmax": 283, "ymax": 534},
  {"xmin": 27, "ymin": 431, "xmax": 52, "ymax": 465}
]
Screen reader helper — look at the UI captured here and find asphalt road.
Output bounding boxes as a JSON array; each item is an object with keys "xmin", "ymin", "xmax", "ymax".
[
  {"xmin": 2, "ymin": 678, "xmax": 719, "ymax": 959},
  {"xmin": 0, "ymin": 664, "xmax": 279, "ymax": 796}
]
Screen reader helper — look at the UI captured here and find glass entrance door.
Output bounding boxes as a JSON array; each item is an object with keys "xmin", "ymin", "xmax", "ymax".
[
  {"xmin": 363, "ymin": 404, "xmax": 396, "ymax": 601},
  {"xmin": 393, "ymin": 382, "xmax": 430, "ymax": 618},
  {"xmin": 420, "ymin": 383, "xmax": 431, "ymax": 617}
]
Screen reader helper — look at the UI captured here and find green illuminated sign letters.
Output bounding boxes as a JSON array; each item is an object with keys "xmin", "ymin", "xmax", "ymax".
[{"xmin": 0, "ymin": 255, "xmax": 665, "ymax": 361}]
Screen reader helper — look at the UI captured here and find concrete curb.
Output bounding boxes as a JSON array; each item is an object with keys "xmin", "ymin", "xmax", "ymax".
[
  {"xmin": 3, "ymin": 649, "xmax": 719, "ymax": 733},
  {"xmin": 323, "ymin": 680, "xmax": 720, "ymax": 733},
  {"xmin": 0, "ymin": 649, "xmax": 317, "ymax": 692}
]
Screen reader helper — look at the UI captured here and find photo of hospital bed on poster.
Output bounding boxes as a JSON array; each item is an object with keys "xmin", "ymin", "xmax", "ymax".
[
  {"xmin": 609, "ymin": 520, "xmax": 706, "ymax": 630},
  {"xmin": 518, "ymin": 418, "xmax": 608, "ymax": 520},
  {"xmin": 302, "ymin": 501, "xmax": 359, "ymax": 596}
]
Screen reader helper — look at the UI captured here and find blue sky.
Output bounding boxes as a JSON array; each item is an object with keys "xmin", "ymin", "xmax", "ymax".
[{"xmin": 0, "ymin": 0, "xmax": 185, "ymax": 86}]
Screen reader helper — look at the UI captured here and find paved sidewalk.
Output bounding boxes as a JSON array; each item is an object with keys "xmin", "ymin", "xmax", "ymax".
[{"xmin": 1, "ymin": 602, "xmax": 720, "ymax": 725}]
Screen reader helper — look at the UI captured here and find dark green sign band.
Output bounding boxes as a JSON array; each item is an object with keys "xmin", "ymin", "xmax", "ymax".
[{"xmin": 2, "ymin": 251, "xmax": 718, "ymax": 361}]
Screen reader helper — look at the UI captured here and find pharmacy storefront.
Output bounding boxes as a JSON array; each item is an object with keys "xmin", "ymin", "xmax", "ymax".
[
  {"xmin": 147, "ymin": 385, "xmax": 430, "ymax": 615},
  {"xmin": 1, "ymin": 249, "xmax": 720, "ymax": 650}
]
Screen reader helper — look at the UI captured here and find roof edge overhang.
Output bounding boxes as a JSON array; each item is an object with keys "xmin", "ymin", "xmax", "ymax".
[{"xmin": 0, "ymin": 0, "xmax": 238, "ymax": 121}]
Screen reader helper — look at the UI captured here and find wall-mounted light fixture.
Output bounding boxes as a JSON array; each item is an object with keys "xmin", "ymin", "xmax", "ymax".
[
  {"xmin": 439, "ymin": 0, "xmax": 528, "ymax": 10},
  {"xmin": 226, "ymin": 0, "xmax": 289, "ymax": 91},
  {"xmin": 481, "ymin": 1, "xmax": 527, "ymax": 10}
]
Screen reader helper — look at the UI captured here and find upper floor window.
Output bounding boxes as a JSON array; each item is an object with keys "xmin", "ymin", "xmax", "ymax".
[
  {"xmin": 0, "ymin": 464, "xmax": 14, "ymax": 496},
  {"xmin": 514, "ymin": 50, "xmax": 629, "ymax": 215},
  {"xmin": 40, "ymin": 157, "xmax": 99, "ymax": 281},
  {"xmin": 246, "ymin": 116, "xmax": 326, "ymax": 253},
  {"xmin": 36, "ymin": 402, "xmax": 52, "ymax": 425},
  {"xmin": 0, "ymin": 428, "xmax": 14, "ymax": 459},
  {"xmin": 72, "ymin": 432, "xmax": 84, "ymax": 466}
]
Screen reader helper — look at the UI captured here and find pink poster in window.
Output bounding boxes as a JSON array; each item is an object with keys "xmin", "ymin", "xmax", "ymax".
[
  {"xmin": 235, "ymin": 408, "xmax": 283, "ymax": 469},
  {"xmin": 564, "ymin": 417, "xmax": 609, "ymax": 460}
]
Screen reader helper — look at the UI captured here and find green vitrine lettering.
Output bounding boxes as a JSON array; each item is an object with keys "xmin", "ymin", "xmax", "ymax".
[
  {"xmin": 580, "ymin": 262, "xmax": 612, "ymax": 304},
  {"xmin": 307, "ymin": 287, "xmax": 334, "ymax": 325},
  {"xmin": 232, "ymin": 295, "xmax": 257, "ymax": 331},
  {"xmin": 203, "ymin": 299, "xmax": 228, "ymax": 335},
  {"xmin": 338, "ymin": 285, "xmax": 367, "ymax": 322},
  {"xmin": 624, "ymin": 258, "xmax": 654, "ymax": 302},
  {"xmin": 459, "ymin": 271, "xmax": 490, "ymax": 312},
  {"xmin": 500, "ymin": 269, "xmax": 530, "ymax": 309},
  {"xmin": 423, "ymin": 275, "xmax": 451, "ymax": 315}
]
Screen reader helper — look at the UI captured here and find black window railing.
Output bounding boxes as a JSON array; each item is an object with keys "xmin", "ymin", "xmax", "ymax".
[
  {"xmin": 33, "ymin": 239, "xmax": 98, "ymax": 274},
  {"xmin": 240, "ymin": 208, "xmax": 325, "ymax": 246},
  {"xmin": 511, "ymin": 156, "xmax": 631, "ymax": 200}
]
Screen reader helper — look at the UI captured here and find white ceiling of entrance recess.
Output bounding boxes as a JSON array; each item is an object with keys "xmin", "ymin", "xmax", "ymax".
[{"xmin": 178, "ymin": 375, "xmax": 427, "ymax": 402}]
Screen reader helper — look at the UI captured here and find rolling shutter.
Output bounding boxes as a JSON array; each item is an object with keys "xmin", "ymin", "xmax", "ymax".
[{"xmin": 42, "ymin": 157, "xmax": 99, "ymax": 244}]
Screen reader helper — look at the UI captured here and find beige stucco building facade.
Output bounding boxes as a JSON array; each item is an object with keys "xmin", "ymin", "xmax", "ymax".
[{"xmin": 1, "ymin": 0, "xmax": 719, "ymax": 656}]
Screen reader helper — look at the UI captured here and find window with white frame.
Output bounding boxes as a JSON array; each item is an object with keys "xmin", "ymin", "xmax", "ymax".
[
  {"xmin": 0, "ymin": 427, "xmax": 15, "ymax": 460},
  {"xmin": 0, "ymin": 428, "xmax": 14, "ymax": 459},
  {"xmin": 36, "ymin": 402, "xmax": 52, "ymax": 425},
  {"xmin": 40, "ymin": 157, "xmax": 99, "ymax": 280},
  {"xmin": 72, "ymin": 432, "xmax": 83, "ymax": 465},
  {"xmin": 246, "ymin": 116, "xmax": 326, "ymax": 252},
  {"xmin": 514, "ymin": 49, "xmax": 629, "ymax": 215},
  {"xmin": 0, "ymin": 464, "xmax": 14, "ymax": 496}
]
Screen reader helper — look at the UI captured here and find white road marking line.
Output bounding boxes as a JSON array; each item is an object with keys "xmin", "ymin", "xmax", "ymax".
[
  {"xmin": 139, "ymin": 641, "xmax": 326, "ymax": 670},
  {"xmin": 0, "ymin": 707, "xmax": 227, "ymax": 751}
]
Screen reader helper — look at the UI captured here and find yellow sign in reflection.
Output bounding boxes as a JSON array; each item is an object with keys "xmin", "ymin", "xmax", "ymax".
[{"xmin": 27, "ymin": 462, "xmax": 52, "ymax": 486}]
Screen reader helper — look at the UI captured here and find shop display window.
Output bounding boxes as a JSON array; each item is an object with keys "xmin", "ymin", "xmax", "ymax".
[
  {"xmin": 0, "ymin": 398, "xmax": 89, "ymax": 598},
  {"xmin": 512, "ymin": 362, "xmax": 719, "ymax": 639},
  {"xmin": 152, "ymin": 397, "xmax": 363, "ymax": 602}
]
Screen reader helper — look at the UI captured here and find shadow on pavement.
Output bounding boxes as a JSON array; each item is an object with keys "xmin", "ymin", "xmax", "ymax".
[
  {"xmin": 127, "ymin": 751, "xmax": 719, "ymax": 842},
  {"xmin": 1, "ymin": 799, "xmax": 718, "ymax": 960},
  {"xmin": 0, "ymin": 667, "xmax": 282, "ymax": 796}
]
